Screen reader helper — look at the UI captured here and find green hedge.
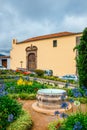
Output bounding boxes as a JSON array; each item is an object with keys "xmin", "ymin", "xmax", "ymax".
[
  {"xmin": 8, "ymin": 93, "xmax": 36, "ymax": 100},
  {"xmin": 7, "ymin": 111, "xmax": 32, "ymax": 130}
]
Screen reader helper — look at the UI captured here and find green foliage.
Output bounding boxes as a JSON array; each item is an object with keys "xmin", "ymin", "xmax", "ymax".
[
  {"xmin": 66, "ymin": 89, "xmax": 73, "ymax": 97},
  {"xmin": 35, "ymin": 69, "xmax": 44, "ymax": 77},
  {"xmin": 0, "ymin": 70, "xmax": 16, "ymax": 76},
  {"xmin": 75, "ymin": 28, "xmax": 87, "ymax": 88},
  {"xmin": 77, "ymin": 97, "xmax": 87, "ymax": 103},
  {"xmin": 5, "ymin": 80, "xmax": 47, "ymax": 94},
  {"xmin": 48, "ymin": 120, "xmax": 63, "ymax": 130},
  {"xmin": 7, "ymin": 111, "xmax": 32, "ymax": 130},
  {"xmin": 44, "ymin": 75, "xmax": 57, "ymax": 80},
  {"xmin": 48, "ymin": 121, "xmax": 58, "ymax": 130},
  {"xmin": 61, "ymin": 112, "xmax": 87, "ymax": 130},
  {"xmin": 19, "ymin": 93, "xmax": 36, "ymax": 100},
  {"xmin": 67, "ymin": 96, "xmax": 87, "ymax": 104},
  {"xmin": 66, "ymin": 88, "xmax": 87, "ymax": 103},
  {"xmin": 0, "ymin": 96, "xmax": 22, "ymax": 130},
  {"xmin": 48, "ymin": 113, "xmax": 87, "ymax": 130},
  {"xmin": 8, "ymin": 93, "xmax": 36, "ymax": 100},
  {"xmin": 8, "ymin": 94, "xmax": 19, "ymax": 99}
]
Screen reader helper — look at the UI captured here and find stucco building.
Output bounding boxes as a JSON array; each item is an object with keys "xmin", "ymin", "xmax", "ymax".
[
  {"xmin": 10, "ymin": 31, "xmax": 82, "ymax": 76},
  {"xmin": 0, "ymin": 55, "xmax": 10, "ymax": 69}
]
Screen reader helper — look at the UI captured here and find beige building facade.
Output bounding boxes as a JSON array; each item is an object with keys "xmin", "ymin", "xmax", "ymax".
[{"xmin": 10, "ymin": 31, "xmax": 82, "ymax": 76}]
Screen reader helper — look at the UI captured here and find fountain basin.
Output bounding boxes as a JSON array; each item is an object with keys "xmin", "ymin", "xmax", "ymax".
[
  {"xmin": 32, "ymin": 89, "xmax": 72, "ymax": 115},
  {"xmin": 37, "ymin": 89, "xmax": 67, "ymax": 109}
]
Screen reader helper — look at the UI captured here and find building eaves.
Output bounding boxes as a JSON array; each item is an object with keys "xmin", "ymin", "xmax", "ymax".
[{"xmin": 17, "ymin": 31, "xmax": 82, "ymax": 44}]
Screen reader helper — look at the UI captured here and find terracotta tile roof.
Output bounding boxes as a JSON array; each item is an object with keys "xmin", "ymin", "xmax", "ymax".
[
  {"xmin": 17, "ymin": 31, "xmax": 82, "ymax": 44},
  {"xmin": 0, "ymin": 56, "xmax": 10, "ymax": 58}
]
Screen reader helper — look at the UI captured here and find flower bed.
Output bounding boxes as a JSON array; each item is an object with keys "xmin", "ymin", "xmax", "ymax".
[
  {"xmin": 0, "ymin": 96, "xmax": 22, "ymax": 130},
  {"xmin": 0, "ymin": 83, "xmax": 32, "ymax": 130},
  {"xmin": 7, "ymin": 111, "xmax": 32, "ymax": 130}
]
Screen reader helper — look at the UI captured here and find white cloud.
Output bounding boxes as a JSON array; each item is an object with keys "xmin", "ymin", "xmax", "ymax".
[
  {"xmin": 13, "ymin": 19, "xmax": 56, "ymax": 41},
  {"xmin": 0, "ymin": 0, "xmax": 87, "ymax": 56},
  {"xmin": 62, "ymin": 15, "xmax": 87, "ymax": 31}
]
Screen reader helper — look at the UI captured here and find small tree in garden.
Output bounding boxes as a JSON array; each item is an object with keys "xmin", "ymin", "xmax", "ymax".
[{"xmin": 75, "ymin": 27, "xmax": 87, "ymax": 88}]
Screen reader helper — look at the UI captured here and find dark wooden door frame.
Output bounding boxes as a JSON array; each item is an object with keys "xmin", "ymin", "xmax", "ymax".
[
  {"xmin": 2, "ymin": 59, "xmax": 7, "ymax": 68},
  {"xmin": 26, "ymin": 45, "xmax": 38, "ymax": 71}
]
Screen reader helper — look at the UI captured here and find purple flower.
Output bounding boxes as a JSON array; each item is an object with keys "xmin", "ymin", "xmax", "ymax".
[
  {"xmin": 0, "ymin": 84, "xmax": 8, "ymax": 97},
  {"xmin": 8, "ymin": 114, "xmax": 14, "ymax": 122},
  {"xmin": 61, "ymin": 102, "xmax": 68, "ymax": 109},
  {"xmin": 72, "ymin": 88, "xmax": 79, "ymax": 93},
  {"xmin": 69, "ymin": 98, "xmax": 74, "ymax": 103},
  {"xmin": 71, "ymin": 88, "xmax": 83, "ymax": 98},
  {"xmin": 73, "ymin": 121, "xmax": 82, "ymax": 130},
  {"xmin": 54, "ymin": 111, "xmax": 60, "ymax": 115},
  {"xmin": 60, "ymin": 113, "xmax": 68, "ymax": 118},
  {"xmin": 73, "ymin": 93, "xmax": 79, "ymax": 98},
  {"xmin": 73, "ymin": 92, "xmax": 82, "ymax": 98}
]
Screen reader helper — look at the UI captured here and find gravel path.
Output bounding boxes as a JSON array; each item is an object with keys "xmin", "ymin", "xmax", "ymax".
[{"xmin": 19, "ymin": 100, "xmax": 87, "ymax": 130}]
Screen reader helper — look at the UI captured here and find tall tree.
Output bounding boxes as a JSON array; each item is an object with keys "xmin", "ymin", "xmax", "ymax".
[{"xmin": 76, "ymin": 27, "xmax": 87, "ymax": 88}]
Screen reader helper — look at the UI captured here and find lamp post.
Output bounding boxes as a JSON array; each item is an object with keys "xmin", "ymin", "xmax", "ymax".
[{"xmin": 20, "ymin": 61, "xmax": 23, "ymax": 68}]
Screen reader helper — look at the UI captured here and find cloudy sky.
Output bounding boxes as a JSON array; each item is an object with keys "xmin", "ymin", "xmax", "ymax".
[{"xmin": 0, "ymin": 0, "xmax": 87, "ymax": 55}]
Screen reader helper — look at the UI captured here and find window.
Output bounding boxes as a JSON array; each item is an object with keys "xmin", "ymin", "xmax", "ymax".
[
  {"xmin": 76, "ymin": 36, "xmax": 81, "ymax": 45},
  {"xmin": 53, "ymin": 40, "xmax": 57, "ymax": 47}
]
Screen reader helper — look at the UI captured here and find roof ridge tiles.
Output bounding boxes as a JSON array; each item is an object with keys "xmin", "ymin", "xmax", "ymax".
[{"xmin": 17, "ymin": 31, "xmax": 82, "ymax": 44}]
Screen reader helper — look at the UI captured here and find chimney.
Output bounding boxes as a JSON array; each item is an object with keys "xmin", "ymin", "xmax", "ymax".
[{"xmin": 12, "ymin": 39, "xmax": 17, "ymax": 44}]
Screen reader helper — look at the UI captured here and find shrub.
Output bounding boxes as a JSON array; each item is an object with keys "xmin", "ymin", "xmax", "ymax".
[
  {"xmin": 61, "ymin": 112, "xmax": 87, "ymax": 130},
  {"xmin": 67, "ymin": 87, "xmax": 87, "ymax": 98},
  {"xmin": 48, "ymin": 112, "xmax": 87, "ymax": 130},
  {"xmin": 35, "ymin": 69, "xmax": 44, "ymax": 77},
  {"xmin": 0, "ymin": 96, "xmax": 22, "ymax": 130},
  {"xmin": 48, "ymin": 120, "xmax": 63, "ymax": 130},
  {"xmin": 5, "ymin": 80, "xmax": 47, "ymax": 94},
  {"xmin": 67, "ymin": 97, "xmax": 87, "ymax": 104},
  {"xmin": 7, "ymin": 111, "xmax": 32, "ymax": 130},
  {"xmin": 19, "ymin": 93, "xmax": 36, "ymax": 100},
  {"xmin": 75, "ymin": 28, "xmax": 87, "ymax": 88},
  {"xmin": 8, "ymin": 93, "xmax": 36, "ymax": 100},
  {"xmin": 48, "ymin": 121, "xmax": 58, "ymax": 130},
  {"xmin": 8, "ymin": 94, "xmax": 19, "ymax": 99}
]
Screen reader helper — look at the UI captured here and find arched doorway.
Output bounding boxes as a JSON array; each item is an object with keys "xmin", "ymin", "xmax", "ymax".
[
  {"xmin": 26, "ymin": 45, "xmax": 37, "ymax": 71},
  {"xmin": 28, "ymin": 53, "xmax": 36, "ymax": 70}
]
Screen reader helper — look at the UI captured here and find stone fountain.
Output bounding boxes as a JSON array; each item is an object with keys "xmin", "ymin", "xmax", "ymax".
[{"xmin": 32, "ymin": 89, "xmax": 72, "ymax": 115}]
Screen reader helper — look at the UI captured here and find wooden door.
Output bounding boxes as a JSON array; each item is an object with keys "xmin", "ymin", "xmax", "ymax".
[
  {"xmin": 2, "ymin": 59, "xmax": 7, "ymax": 68},
  {"xmin": 28, "ymin": 53, "xmax": 36, "ymax": 70}
]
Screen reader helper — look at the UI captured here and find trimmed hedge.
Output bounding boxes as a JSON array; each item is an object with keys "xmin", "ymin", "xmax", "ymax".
[{"xmin": 8, "ymin": 93, "xmax": 36, "ymax": 100}]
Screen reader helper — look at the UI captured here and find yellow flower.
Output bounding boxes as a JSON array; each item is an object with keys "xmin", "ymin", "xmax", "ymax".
[
  {"xmin": 22, "ymin": 81, "xmax": 26, "ymax": 85},
  {"xmin": 28, "ymin": 81, "xmax": 33, "ymax": 86},
  {"xmin": 17, "ymin": 78, "xmax": 33, "ymax": 86},
  {"xmin": 17, "ymin": 78, "xmax": 24, "ymax": 85}
]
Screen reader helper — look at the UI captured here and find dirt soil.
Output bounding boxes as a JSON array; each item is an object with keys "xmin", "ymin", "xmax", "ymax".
[{"xmin": 19, "ymin": 100, "xmax": 87, "ymax": 130}]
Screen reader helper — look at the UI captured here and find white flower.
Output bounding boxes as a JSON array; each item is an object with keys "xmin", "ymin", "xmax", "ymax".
[{"xmin": 74, "ymin": 101, "xmax": 80, "ymax": 106}]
